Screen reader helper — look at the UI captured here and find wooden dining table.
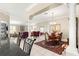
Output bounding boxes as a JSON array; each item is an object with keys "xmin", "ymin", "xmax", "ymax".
[{"xmin": 0, "ymin": 40, "xmax": 26, "ymax": 56}]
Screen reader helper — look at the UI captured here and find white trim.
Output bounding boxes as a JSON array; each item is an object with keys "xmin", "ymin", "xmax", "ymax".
[
  {"xmin": 0, "ymin": 9, "xmax": 9, "ymax": 16},
  {"xmin": 25, "ymin": 3, "xmax": 38, "ymax": 12}
]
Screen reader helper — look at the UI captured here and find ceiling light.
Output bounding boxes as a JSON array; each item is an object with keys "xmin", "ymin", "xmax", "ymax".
[{"xmin": 49, "ymin": 22, "xmax": 56, "ymax": 25}]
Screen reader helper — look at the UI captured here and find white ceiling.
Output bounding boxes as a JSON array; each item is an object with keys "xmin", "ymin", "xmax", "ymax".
[
  {"xmin": 31, "ymin": 4, "xmax": 68, "ymax": 24},
  {"xmin": 31, "ymin": 4, "xmax": 79, "ymax": 24},
  {"xmin": 0, "ymin": 3, "xmax": 33, "ymax": 25},
  {"xmin": 0, "ymin": 3, "xmax": 79, "ymax": 26}
]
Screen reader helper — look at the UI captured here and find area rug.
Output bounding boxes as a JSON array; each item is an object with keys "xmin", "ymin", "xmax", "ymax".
[{"xmin": 35, "ymin": 40, "xmax": 67, "ymax": 55}]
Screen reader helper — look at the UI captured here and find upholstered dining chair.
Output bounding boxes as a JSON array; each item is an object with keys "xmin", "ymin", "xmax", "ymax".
[
  {"xmin": 23, "ymin": 38, "xmax": 36, "ymax": 56},
  {"xmin": 17, "ymin": 32, "xmax": 28, "ymax": 46},
  {"xmin": 45, "ymin": 32, "xmax": 49, "ymax": 42}
]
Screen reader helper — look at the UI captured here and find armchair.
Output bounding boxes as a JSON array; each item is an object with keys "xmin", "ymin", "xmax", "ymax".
[{"xmin": 45, "ymin": 32, "xmax": 62, "ymax": 46}]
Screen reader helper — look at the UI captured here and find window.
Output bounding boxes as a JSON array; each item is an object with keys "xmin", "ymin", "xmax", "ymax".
[{"xmin": 10, "ymin": 25, "xmax": 16, "ymax": 34}]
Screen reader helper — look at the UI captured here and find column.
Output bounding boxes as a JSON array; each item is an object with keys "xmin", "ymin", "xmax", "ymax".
[
  {"xmin": 66, "ymin": 3, "xmax": 79, "ymax": 55},
  {"xmin": 28, "ymin": 17, "xmax": 31, "ymax": 37}
]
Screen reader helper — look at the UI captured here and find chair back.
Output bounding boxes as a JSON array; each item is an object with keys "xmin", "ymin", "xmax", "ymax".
[
  {"xmin": 19, "ymin": 32, "xmax": 28, "ymax": 39},
  {"xmin": 45, "ymin": 32, "xmax": 49, "ymax": 42},
  {"xmin": 23, "ymin": 38, "xmax": 36, "ymax": 55},
  {"xmin": 31, "ymin": 31, "xmax": 40, "ymax": 37},
  {"xmin": 17, "ymin": 32, "xmax": 28, "ymax": 46}
]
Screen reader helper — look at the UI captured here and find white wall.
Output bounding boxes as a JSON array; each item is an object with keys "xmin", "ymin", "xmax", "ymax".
[
  {"xmin": 29, "ymin": 4, "xmax": 79, "ymax": 43},
  {"xmin": 37, "ymin": 16, "xmax": 69, "ymax": 41},
  {"xmin": 53, "ymin": 16, "xmax": 69, "ymax": 40}
]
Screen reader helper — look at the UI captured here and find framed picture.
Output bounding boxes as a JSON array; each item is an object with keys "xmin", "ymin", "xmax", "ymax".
[{"xmin": 52, "ymin": 24, "xmax": 61, "ymax": 32}]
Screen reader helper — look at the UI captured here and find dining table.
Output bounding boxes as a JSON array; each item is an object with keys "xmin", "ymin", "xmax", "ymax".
[{"xmin": 0, "ymin": 40, "xmax": 26, "ymax": 56}]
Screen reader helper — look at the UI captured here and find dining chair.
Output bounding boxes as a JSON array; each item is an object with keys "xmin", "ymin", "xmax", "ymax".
[
  {"xmin": 23, "ymin": 38, "xmax": 36, "ymax": 56},
  {"xmin": 45, "ymin": 32, "xmax": 49, "ymax": 42},
  {"xmin": 17, "ymin": 32, "xmax": 28, "ymax": 46}
]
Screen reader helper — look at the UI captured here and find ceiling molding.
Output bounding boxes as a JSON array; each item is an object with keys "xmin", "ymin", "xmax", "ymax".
[
  {"xmin": 26, "ymin": 3, "xmax": 62, "ymax": 20},
  {"xmin": 0, "ymin": 9, "xmax": 9, "ymax": 16}
]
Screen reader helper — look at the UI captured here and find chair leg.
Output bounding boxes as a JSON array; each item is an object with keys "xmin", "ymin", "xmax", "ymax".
[
  {"xmin": 17, "ymin": 37, "xmax": 21, "ymax": 46},
  {"xmin": 23, "ymin": 39, "xmax": 26, "ymax": 50}
]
